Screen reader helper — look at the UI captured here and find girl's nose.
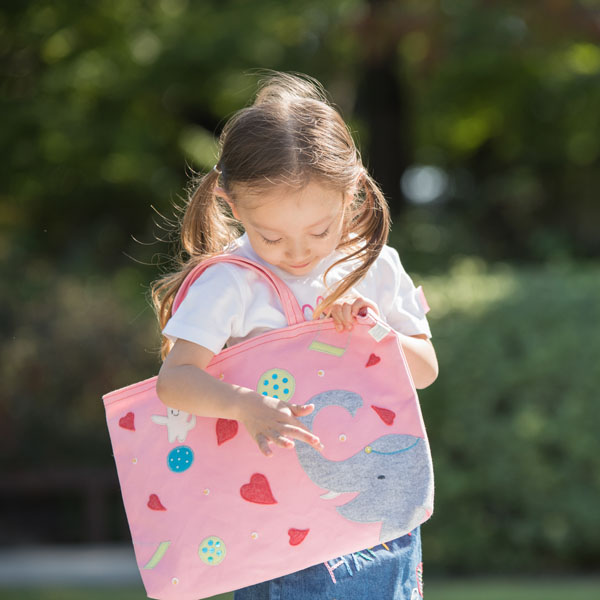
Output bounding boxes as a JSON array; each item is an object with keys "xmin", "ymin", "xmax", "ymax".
[{"xmin": 285, "ymin": 239, "xmax": 310, "ymax": 261}]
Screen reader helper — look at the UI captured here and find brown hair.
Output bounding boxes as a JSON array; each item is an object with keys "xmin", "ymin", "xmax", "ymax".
[{"xmin": 152, "ymin": 72, "xmax": 391, "ymax": 359}]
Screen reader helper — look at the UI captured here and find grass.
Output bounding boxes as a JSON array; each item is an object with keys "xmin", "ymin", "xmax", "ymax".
[
  {"xmin": 0, "ymin": 590, "xmax": 228, "ymax": 600},
  {"xmin": 426, "ymin": 577, "xmax": 600, "ymax": 600},
  {"xmin": 2, "ymin": 578, "xmax": 600, "ymax": 600}
]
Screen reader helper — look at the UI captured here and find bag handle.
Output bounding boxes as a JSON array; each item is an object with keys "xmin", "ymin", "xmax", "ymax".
[{"xmin": 172, "ymin": 255, "xmax": 306, "ymax": 326}]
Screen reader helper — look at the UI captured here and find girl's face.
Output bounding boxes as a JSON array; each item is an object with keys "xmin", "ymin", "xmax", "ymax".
[{"xmin": 227, "ymin": 180, "xmax": 351, "ymax": 276}]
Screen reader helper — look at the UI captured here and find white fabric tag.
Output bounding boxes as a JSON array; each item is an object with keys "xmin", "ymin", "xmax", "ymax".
[{"xmin": 368, "ymin": 321, "xmax": 391, "ymax": 342}]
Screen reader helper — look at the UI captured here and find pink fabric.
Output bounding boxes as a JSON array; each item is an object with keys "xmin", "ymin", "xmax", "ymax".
[
  {"xmin": 103, "ymin": 256, "xmax": 434, "ymax": 600},
  {"xmin": 416, "ymin": 285, "xmax": 431, "ymax": 315}
]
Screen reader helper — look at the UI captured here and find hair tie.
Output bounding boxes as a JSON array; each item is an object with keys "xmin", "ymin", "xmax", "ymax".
[{"xmin": 212, "ymin": 164, "xmax": 222, "ymax": 175}]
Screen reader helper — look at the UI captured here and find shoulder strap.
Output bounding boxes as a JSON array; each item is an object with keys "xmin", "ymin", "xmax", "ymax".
[{"xmin": 172, "ymin": 255, "xmax": 306, "ymax": 326}]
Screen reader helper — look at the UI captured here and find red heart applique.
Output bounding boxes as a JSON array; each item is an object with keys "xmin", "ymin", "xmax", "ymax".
[
  {"xmin": 371, "ymin": 405, "xmax": 396, "ymax": 426},
  {"xmin": 147, "ymin": 494, "xmax": 166, "ymax": 511},
  {"xmin": 288, "ymin": 528, "xmax": 310, "ymax": 546},
  {"xmin": 216, "ymin": 419, "xmax": 239, "ymax": 445},
  {"xmin": 119, "ymin": 412, "xmax": 135, "ymax": 431},
  {"xmin": 366, "ymin": 353, "xmax": 381, "ymax": 367},
  {"xmin": 240, "ymin": 473, "xmax": 277, "ymax": 505}
]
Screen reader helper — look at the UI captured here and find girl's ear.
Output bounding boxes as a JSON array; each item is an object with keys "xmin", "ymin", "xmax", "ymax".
[
  {"xmin": 215, "ymin": 187, "xmax": 240, "ymax": 220},
  {"xmin": 214, "ymin": 186, "xmax": 230, "ymax": 201}
]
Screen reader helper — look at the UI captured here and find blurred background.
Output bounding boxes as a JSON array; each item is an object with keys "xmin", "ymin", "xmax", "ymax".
[{"xmin": 1, "ymin": 0, "xmax": 599, "ymax": 598}]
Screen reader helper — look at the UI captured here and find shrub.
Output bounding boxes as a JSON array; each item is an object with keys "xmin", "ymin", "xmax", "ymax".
[
  {"xmin": 0, "ymin": 262, "xmax": 159, "ymax": 470},
  {"xmin": 418, "ymin": 259, "xmax": 600, "ymax": 573}
]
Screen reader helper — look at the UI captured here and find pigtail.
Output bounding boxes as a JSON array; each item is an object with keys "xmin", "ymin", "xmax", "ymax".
[
  {"xmin": 313, "ymin": 170, "xmax": 391, "ymax": 320},
  {"xmin": 151, "ymin": 167, "xmax": 238, "ymax": 359},
  {"xmin": 181, "ymin": 167, "xmax": 237, "ymax": 257}
]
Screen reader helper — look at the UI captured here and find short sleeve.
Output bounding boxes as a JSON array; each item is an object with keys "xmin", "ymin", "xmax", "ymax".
[
  {"xmin": 376, "ymin": 246, "xmax": 432, "ymax": 338},
  {"xmin": 162, "ymin": 265, "xmax": 245, "ymax": 354}
]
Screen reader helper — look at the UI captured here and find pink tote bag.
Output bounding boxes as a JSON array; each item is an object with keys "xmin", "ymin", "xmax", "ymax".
[{"xmin": 103, "ymin": 256, "xmax": 434, "ymax": 600}]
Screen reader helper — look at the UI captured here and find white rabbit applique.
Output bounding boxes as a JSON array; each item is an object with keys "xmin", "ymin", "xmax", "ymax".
[{"xmin": 151, "ymin": 408, "xmax": 197, "ymax": 443}]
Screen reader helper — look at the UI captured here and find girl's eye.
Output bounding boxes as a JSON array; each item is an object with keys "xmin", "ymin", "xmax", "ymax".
[
  {"xmin": 261, "ymin": 236, "xmax": 282, "ymax": 245},
  {"xmin": 260, "ymin": 227, "xmax": 329, "ymax": 245}
]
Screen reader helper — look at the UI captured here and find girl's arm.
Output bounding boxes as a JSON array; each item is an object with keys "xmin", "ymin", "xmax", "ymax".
[
  {"xmin": 156, "ymin": 339, "xmax": 324, "ymax": 456},
  {"xmin": 396, "ymin": 333, "xmax": 438, "ymax": 389}
]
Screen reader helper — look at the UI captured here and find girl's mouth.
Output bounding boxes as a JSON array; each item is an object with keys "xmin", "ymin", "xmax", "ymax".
[{"xmin": 288, "ymin": 261, "xmax": 312, "ymax": 269}]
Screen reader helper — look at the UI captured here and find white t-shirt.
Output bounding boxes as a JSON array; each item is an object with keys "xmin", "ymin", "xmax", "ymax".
[{"xmin": 163, "ymin": 233, "xmax": 431, "ymax": 354}]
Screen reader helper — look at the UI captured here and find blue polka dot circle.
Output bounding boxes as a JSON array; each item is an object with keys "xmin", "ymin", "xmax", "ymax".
[
  {"xmin": 256, "ymin": 368, "xmax": 296, "ymax": 402},
  {"xmin": 167, "ymin": 445, "xmax": 194, "ymax": 473}
]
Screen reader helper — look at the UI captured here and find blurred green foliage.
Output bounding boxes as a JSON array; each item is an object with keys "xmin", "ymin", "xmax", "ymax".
[
  {"xmin": 420, "ymin": 259, "xmax": 600, "ymax": 573},
  {"xmin": 2, "ymin": 0, "xmax": 599, "ymax": 276},
  {"xmin": 1, "ymin": 0, "xmax": 363, "ymax": 274}
]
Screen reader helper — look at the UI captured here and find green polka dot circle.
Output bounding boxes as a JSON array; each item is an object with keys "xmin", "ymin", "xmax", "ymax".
[
  {"xmin": 198, "ymin": 536, "xmax": 226, "ymax": 566},
  {"xmin": 256, "ymin": 369, "xmax": 295, "ymax": 402}
]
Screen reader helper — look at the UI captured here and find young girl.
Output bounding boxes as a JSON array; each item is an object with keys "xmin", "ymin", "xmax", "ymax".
[{"xmin": 153, "ymin": 72, "xmax": 438, "ymax": 600}]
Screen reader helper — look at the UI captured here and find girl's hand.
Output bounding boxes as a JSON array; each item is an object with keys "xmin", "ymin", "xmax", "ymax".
[
  {"xmin": 238, "ymin": 394, "xmax": 324, "ymax": 457},
  {"xmin": 327, "ymin": 296, "xmax": 379, "ymax": 332}
]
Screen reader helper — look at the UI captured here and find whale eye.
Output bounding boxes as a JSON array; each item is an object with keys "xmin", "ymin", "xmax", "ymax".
[{"xmin": 377, "ymin": 475, "xmax": 386, "ymax": 480}]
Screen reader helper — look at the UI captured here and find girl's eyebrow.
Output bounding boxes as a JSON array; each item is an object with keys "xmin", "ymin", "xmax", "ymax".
[{"xmin": 250, "ymin": 214, "xmax": 333, "ymax": 234}]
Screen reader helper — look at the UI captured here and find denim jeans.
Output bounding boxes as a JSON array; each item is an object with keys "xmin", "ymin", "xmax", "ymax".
[{"xmin": 234, "ymin": 527, "xmax": 423, "ymax": 600}]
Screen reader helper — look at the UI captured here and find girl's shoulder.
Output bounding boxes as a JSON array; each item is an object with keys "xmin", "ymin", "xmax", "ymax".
[
  {"xmin": 375, "ymin": 244, "xmax": 405, "ymax": 271},
  {"xmin": 186, "ymin": 234, "xmax": 262, "ymax": 289},
  {"xmin": 361, "ymin": 243, "xmax": 410, "ymax": 284},
  {"xmin": 339, "ymin": 232, "xmax": 407, "ymax": 275},
  {"xmin": 181, "ymin": 235, "xmax": 287, "ymax": 318}
]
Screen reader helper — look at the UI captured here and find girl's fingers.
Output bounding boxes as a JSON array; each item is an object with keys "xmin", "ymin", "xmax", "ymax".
[
  {"xmin": 351, "ymin": 298, "xmax": 365, "ymax": 316},
  {"xmin": 329, "ymin": 305, "xmax": 342, "ymax": 330},
  {"xmin": 289, "ymin": 403, "xmax": 314, "ymax": 416},
  {"xmin": 287, "ymin": 405, "xmax": 323, "ymax": 449},
  {"xmin": 256, "ymin": 425, "xmax": 322, "ymax": 453},
  {"xmin": 255, "ymin": 433, "xmax": 273, "ymax": 457},
  {"xmin": 280, "ymin": 424, "xmax": 323, "ymax": 450},
  {"xmin": 330, "ymin": 303, "xmax": 348, "ymax": 331},
  {"xmin": 352, "ymin": 297, "xmax": 379, "ymax": 316},
  {"xmin": 341, "ymin": 302, "xmax": 353, "ymax": 328},
  {"xmin": 267, "ymin": 430, "xmax": 295, "ymax": 449}
]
